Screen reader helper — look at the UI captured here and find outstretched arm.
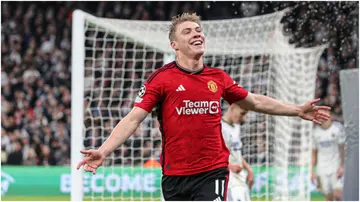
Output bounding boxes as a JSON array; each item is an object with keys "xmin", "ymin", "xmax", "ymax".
[
  {"xmin": 98, "ymin": 107, "xmax": 149, "ymax": 157},
  {"xmin": 77, "ymin": 107, "xmax": 149, "ymax": 173},
  {"xmin": 235, "ymin": 93, "xmax": 331, "ymax": 124},
  {"xmin": 235, "ymin": 92, "xmax": 300, "ymax": 116}
]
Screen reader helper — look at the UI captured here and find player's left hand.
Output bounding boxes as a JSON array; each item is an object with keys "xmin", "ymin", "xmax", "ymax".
[
  {"xmin": 247, "ymin": 169, "xmax": 254, "ymax": 190},
  {"xmin": 298, "ymin": 98, "xmax": 331, "ymax": 125},
  {"xmin": 337, "ymin": 166, "xmax": 344, "ymax": 178}
]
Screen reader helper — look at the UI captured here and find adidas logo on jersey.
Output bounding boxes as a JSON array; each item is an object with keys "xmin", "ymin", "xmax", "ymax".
[{"xmin": 176, "ymin": 85, "xmax": 186, "ymax": 91}]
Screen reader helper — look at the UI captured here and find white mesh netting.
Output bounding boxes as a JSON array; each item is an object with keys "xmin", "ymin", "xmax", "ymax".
[{"xmin": 72, "ymin": 9, "xmax": 326, "ymax": 201}]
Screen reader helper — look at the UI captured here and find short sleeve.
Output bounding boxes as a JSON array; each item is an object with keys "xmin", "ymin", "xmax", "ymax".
[
  {"xmin": 134, "ymin": 74, "xmax": 163, "ymax": 113},
  {"xmin": 222, "ymin": 71, "xmax": 248, "ymax": 104}
]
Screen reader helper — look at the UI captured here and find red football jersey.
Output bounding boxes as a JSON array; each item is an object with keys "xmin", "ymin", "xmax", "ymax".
[{"xmin": 134, "ymin": 61, "xmax": 248, "ymax": 176}]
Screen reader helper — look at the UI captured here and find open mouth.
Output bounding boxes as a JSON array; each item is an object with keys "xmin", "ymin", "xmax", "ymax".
[{"xmin": 191, "ymin": 40, "xmax": 203, "ymax": 46}]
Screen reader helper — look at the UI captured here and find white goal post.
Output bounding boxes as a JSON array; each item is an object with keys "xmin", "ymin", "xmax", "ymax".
[{"xmin": 71, "ymin": 9, "xmax": 326, "ymax": 201}]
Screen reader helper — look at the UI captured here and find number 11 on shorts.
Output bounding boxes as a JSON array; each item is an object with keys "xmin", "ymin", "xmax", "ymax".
[{"xmin": 215, "ymin": 179, "xmax": 225, "ymax": 197}]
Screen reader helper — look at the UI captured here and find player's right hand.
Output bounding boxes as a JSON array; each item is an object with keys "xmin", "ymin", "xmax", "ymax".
[
  {"xmin": 77, "ymin": 149, "xmax": 105, "ymax": 175},
  {"xmin": 229, "ymin": 164, "xmax": 242, "ymax": 173}
]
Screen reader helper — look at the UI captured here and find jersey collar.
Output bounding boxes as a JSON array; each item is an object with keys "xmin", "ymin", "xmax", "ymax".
[
  {"xmin": 174, "ymin": 61, "xmax": 205, "ymax": 75},
  {"xmin": 221, "ymin": 118, "xmax": 234, "ymax": 127}
]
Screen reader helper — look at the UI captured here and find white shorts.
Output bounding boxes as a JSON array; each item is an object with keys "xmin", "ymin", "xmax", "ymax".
[
  {"xmin": 227, "ymin": 185, "xmax": 251, "ymax": 201},
  {"xmin": 317, "ymin": 172, "xmax": 343, "ymax": 195}
]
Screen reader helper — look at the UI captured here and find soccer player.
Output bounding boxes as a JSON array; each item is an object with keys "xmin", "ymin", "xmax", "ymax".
[
  {"xmin": 222, "ymin": 104, "xmax": 254, "ymax": 201},
  {"xmin": 312, "ymin": 115, "xmax": 345, "ymax": 201},
  {"xmin": 77, "ymin": 13, "xmax": 331, "ymax": 201}
]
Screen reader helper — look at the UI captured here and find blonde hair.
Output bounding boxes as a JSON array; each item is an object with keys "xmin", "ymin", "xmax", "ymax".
[{"xmin": 168, "ymin": 13, "xmax": 201, "ymax": 42}]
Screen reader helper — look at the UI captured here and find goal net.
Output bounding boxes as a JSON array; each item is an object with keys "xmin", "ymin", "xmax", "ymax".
[{"xmin": 71, "ymin": 9, "xmax": 326, "ymax": 201}]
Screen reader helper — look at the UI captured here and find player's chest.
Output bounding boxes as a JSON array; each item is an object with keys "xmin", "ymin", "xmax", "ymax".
[
  {"xmin": 230, "ymin": 130, "xmax": 242, "ymax": 148},
  {"xmin": 317, "ymin": 134, "xmax": 337, "ymax": 148},
  {"xmin": 164, "ymin": 76, "xmax": 223, "ymax": 100}
]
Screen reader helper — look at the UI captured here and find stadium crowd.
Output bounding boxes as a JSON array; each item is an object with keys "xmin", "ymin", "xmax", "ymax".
[{"xmin": 1, "ymin": 1, "xmax": 358, "ymax": 166}]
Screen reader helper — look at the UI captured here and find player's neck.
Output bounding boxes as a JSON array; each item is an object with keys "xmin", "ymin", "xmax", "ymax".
[
  {"xmin": 321, "ymin": 121, "xmax": 332, "ymax": 129},
  {"xmin": 222, "ymin": 114, "xmax": 233, "ymax": 126},
  {"xmin": 176, "ymin": 55, "xmax": 204, "ymax": 72}
]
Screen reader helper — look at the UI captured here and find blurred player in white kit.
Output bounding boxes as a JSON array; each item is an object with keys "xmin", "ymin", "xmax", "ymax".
[
  {"xmin": 222, "ymin": 104, "xmax": 254, "ymax": 201},
  {"xmin": 312, "ymin": 114, "xmax": 345, "ymax": 201}
]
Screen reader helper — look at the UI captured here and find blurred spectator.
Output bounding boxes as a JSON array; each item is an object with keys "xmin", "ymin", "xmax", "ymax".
[
  {"xmin": 2, "ymin": 2, "xmax": 72, "ymax": 166},
  {"xmin": 7, "ymin": 139, "xmax": 23, "ymax": 165}
]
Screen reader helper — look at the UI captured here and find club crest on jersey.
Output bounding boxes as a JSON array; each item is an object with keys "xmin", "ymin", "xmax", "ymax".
[
  {"xmin": 207, "ymin": 80, "xmax": 217, "ymax": 93},
  {"xmin": 138, "ymin": 85, "xmax": 146, "ymax": 97}
]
